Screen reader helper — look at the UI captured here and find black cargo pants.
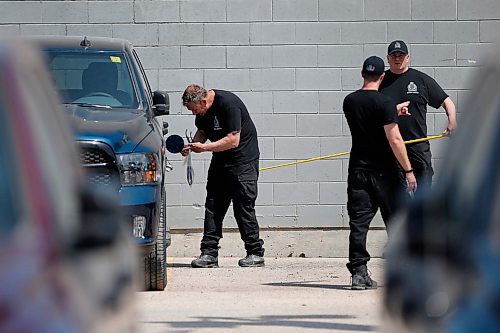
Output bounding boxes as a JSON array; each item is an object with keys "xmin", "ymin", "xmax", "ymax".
[
  {"xmin": 346, "ymin": 168, "xmax": 405, "ymax": 270},
  {"xmin": 200, "ymin": 159, "xmax": 264, "ymax": 257}
]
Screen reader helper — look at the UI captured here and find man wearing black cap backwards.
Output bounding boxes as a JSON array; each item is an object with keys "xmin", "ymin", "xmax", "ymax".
[
  {"xmin": 380, "ymin": 40, "xmax": 457, "ymax": 195},
  {"xmin": 343, "ymin": 56, "xmax": 417, "ymax": 289}
]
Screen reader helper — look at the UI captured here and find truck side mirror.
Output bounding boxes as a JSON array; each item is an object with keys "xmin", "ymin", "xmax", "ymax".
[{"xmin": 152, "ymin": 91, "xmax": 169, "ymax": 116}]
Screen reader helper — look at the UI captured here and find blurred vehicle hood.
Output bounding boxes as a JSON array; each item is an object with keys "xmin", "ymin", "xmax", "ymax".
[{"xmin": 65, "ymin": 104, "xmax": 153, "ymax": 154}]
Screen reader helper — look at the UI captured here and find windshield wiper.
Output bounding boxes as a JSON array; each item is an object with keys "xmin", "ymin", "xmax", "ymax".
[{"xmin": 65, "ymin": 102, "xmax": 112, "ymax": 109}]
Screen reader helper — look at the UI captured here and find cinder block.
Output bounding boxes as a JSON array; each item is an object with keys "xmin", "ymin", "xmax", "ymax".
[
  {"xmin": 0, "ymin": 25, "xmax": 20, "ymax": 36},
  {"xmin": 297, "ymin": 205, "xmax": 344, "ymax": 227},
  {"xmin": 319, "ymin": 0, "xmax": 363, "ymax": 21},
  {"xmin": 165, "ymin": 184, "xmax": 183, "ymax": 205},
  {"xmin": 258, "ymin": 137, "xmax": 274, "ymax": 159},
  {"xmin": 134, "ymin": 0, "xmax": 180, "ymax": 23},
  {"xmin": 166, "ymin": 206, "xmax": 205, "ymax": 228},
  {"xmin": 67, "ymin": 24, "xmax": 113, "ymax": 38},
  {"xmin": 341, "ymin": 22, "xmax": 386, "ymax": 44},
  {"xmin": 341, "ymin": 68, "xmax": 363, "ymax": 91},
  {"xmin": 181, "ymin": 46, "xmax": 226, "ymax": 68},
  {"xmin": 319, "ymin": 182, "xmax": 347, "ymax": 205},
  {"xmin": 42, "ymin": 2, "xmax": 87, "ymax": 24},
  {"xmin": 458, "ymin": 0, "xmax": 500, "ymax": 19},
  {"xmin": 320, "ymin": 137, "xmax": 352, "ymax": 156},
  {"xmin": 180, "ymin": 183, "xmax": 208, "ymax": 206},
  {"xmin": 227, "ymin": 0, "xmax": 272, "ymax": 22},
  {"xmin": 145, "ymin": 69, "xmax": 159, "ymax": 90},
  {"xmin": 255, "ymin": 206, "xmax": 299, "ymax": 228},
  {"xmin": 388, "ymin": 22, "xmax": 433, "ymax": 43},
  {"xmin": 457, "ymin": 43, "xmax": 497, "ymax": 67},
  {"xmin": 180, "ymin": 0, "xmax": 226, "ymax": 22},
  {"xmin": 20, "ymin": 24, "xmax": 65, "ymax": 36},
  {"xmin": 274, "ymin": 183, "xmax": 319, "ymax": 205},
  {"xmin": 272, "ymin": 45, "xmax": 317, "ymax": 67},
  {"xmin": 319, "ymin": 92, "xmax": 349, "ymax": 114},
  {"xmin": 250, "ymin": 68, "xmax": 295, "ymax": 91},
  {"xmin": 318, "ymin": 45, "xmax": 364, "ymax": 67},
  {"xmin": 274, "ymin": 137, "xmax": 321, "ymax": 159},
  {"xmin": 296, "ymin": 22, "xmax": 341, "ymax": 44},
  {"xmin": 0, "ymin": 2, "xmax": 41, "ymax": 24},
  {"xmin": 434, "ymin": 67, "xmax": 479, "ymax": 90},
  {"xmin": 296, "ymin": 114, "xmax": 343, "ymax": 136},
  {"xmin": 407, "ymin": 44, "xmax": 456, "ymax": 67},
  {"xmin": 253, "ymin": 114, "xmax": 296, "ymax": 137},
  {"xmin": 411, "ymin": 0, "xmax": 457, "ymax": 20},
  {"xmin": 237, "ymin": 91, "xmax": 273, "ymax": 114},
  {"xmin": 158, "ymin": 69, "xmax": 203, "ymax": 92},
  {"xmin": 365, "ymin": 0, "xmax": 410, "ymax": 21},
  {"xmin": 297, "ymin": 160, "xmax": 343, "ymax": 182},
  {"xmin": 273, "ymin": 91, "xmax": 319, "ymax": 114},
  {"xmin": 434, "ymin": 22, "xmax": 479, "ymax": 43},
  {"xmin": 363, "ymin": 44, "xmax": 387, "ymax": 59},
  {"xmin": 228, "ymin": 46, "xmax": 273, "ymax": 68},
  {"xmin": 250, "ymin": 22, "xmax": 295, "ymax": 45},
  {"xmin": 480, "ymin": 21, "xmax": 500, "ymax": 42},
  {"xmin": 204, "ymin": 23, "xmax": 250, "ymax": 45},
  {"xmin": 112, "ymin": 24, "xmax": 159, "ymax": 46},
  {"xmin": 256, "ymin": 183, "xmax": 273, "ymax": 206},
  {"xmin": 255, "ymin": 206, "xmax": 298, "ymax": 227},
  {"xmin": 159, "ymin": 23, "xmax": 203, "ymax": 46},
  {"xmin": 296, "ymin": 68, "xmax": 341, "ymax": 91},
  {"xmin": 89, "ymin": 1, "xmax": 133, "ymax": 23},
  {"xmin": 135, "ymin": 46, "xmax": 180, "ymax": 69},
  {"xmin": 425, "ymin": 113, "xmax": 436, "ymax": 135},
  {"xmin": 204, "ymin": 69, "xmax": 251, "ymax": 91},
  {"xmin": 259, "ymin": 159, "xmax": 297, "ymax": 183},
  {"xmin": 273, "ymin": 0, "xmax": 318, "ymax": 22}
]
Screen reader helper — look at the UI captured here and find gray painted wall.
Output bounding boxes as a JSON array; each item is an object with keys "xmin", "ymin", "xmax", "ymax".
[{"xmin": 1, "ymin": 0, "xmax": 498, "ymax": 231}]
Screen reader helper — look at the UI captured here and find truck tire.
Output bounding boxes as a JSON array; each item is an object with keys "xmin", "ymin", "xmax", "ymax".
[{"xmin": 144, "ymin": 186, "xmax": 167, "ymax": 291}]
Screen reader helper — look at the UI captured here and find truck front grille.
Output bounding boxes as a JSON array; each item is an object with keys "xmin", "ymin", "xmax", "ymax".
[{"xmin": 78, "ymin": 142, "xmax": 120, "ymax": 190}]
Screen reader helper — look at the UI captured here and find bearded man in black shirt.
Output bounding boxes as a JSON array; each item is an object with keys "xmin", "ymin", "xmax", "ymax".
[
  {"xmin": 181, "ymin": 84, "xmax": 265, "ymax": 268},
  {"xmin": 343, "ymin": 56, "xmax": 417, "ymax": 290},
  {"xmin": 380, "ymin": 40, "xmax": 457, "ymax": 195}
]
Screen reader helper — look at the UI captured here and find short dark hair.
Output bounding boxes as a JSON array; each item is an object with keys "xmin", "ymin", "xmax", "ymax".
[
  {"xmin": 182, "ymin": 84, "xmax": 207, "ymax": 105},
  {"xmin": 361, "ymin": 72, "xmax": 383, "ymax": 82}
]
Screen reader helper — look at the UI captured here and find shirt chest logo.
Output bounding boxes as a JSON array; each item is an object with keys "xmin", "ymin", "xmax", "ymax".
[
  {"xmin": 213, "ymin": 116, "xmax": 222, "ymax": 131},
  {"xmin": 407, "ymin": 81, "xmax": 419, "ymax": 94}
]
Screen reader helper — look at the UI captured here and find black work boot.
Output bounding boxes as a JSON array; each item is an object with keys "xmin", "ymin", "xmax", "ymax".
[
  {"xmin": 191, "ymin": 254, "xmax": 219, "ymax": 268},
  {"xmin": 238, "ymin": 254, "xmax": 265, "ymax": 267},
  {"xmin": 350, "ymin": 265, "xmax": 378, "ymax": 290}
]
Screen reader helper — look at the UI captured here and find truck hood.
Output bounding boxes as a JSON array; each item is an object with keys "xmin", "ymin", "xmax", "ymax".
[{"xmin": 65, "ymin": 104, "xmax": 153, "ymax": 154}]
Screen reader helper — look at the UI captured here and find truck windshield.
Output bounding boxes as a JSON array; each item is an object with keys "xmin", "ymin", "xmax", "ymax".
[{"xmin": 44, "ymin": 50, "xmax": 138, "ymax": 108}]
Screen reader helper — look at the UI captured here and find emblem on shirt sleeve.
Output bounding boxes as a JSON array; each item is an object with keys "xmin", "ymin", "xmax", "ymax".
[
  {"xmin": 213, "ymin": 116, "xmax": 222, "ymax": 131},
  {"xmin": 407, "ymin": 81, "xmax": 419, "ymax": 94}
]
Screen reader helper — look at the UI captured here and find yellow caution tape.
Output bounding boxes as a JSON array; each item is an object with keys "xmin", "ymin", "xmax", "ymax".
[{"xmin": 259, "ymin": 134, "xmax": 448, "ymax": 172}]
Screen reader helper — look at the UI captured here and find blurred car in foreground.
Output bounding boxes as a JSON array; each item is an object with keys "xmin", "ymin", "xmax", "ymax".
[
  {"xmin": 384, "ymin": 46, "xmax": 500, "ymax": 332},
  {"xmin": 0, "ymin": 39, "xmax": 137, "ymax": 332}
]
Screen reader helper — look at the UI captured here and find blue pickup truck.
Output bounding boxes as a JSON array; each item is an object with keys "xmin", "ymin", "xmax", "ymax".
[{"xmin": 31, "ymin": 35, "xmax": 171, "ymax": 291}]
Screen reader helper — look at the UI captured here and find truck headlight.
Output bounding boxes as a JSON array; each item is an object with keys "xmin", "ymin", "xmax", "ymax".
[{"xmin": 117, "ymin": 153, "xmax": 159, "ymax": 185}]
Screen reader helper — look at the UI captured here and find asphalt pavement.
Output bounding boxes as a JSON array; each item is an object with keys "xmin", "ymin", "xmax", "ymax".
[{"xmin": 136, "ymin": 257, "xmax": 387, "ymax": 333}]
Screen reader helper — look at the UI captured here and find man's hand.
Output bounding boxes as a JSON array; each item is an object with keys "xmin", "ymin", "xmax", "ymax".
[
  {"xmin": 180, "ymin": 145, "xmax": 191, "ymax": 156},
  {"xmin": 188, "ymin": 142, "xmax": 207, "ymax": 153},
  {"xmin": 406, "ymin": 172, "xmax": 417, "ymax": 193},
  {"xmin": 397, "ymin": 101, "xmax": 411, "ymax": 116},
  {"xmin": 442, "ymin": 118, "xmax": 457, "ymax": 136}
]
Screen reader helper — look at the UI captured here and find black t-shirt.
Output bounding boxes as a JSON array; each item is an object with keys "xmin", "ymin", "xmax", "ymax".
[
  {"xmin": 195, "ymin": 89, "xmax": 259, "ymax": 167},
  {"xmin": 343, "ymin": 89, "xmax": 399, "ymax": 172},
  {"xmin": 379, "ymin": 68, "xmax": 448, "ymax": 168}
]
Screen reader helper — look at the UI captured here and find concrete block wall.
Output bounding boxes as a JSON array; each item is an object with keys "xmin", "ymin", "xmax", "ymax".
[{"xmin": 1, "ymin": 0, "xmax": 499, "ymax": 232}]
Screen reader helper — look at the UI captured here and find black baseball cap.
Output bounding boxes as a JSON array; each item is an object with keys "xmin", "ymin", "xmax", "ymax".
[
  {"xmin": 388, "ymin": 40, "xmax": 408, "ymax": 55},
  {"xmin": 361, "ymin": 56, "xmax": 385, "ymax": 75}
]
